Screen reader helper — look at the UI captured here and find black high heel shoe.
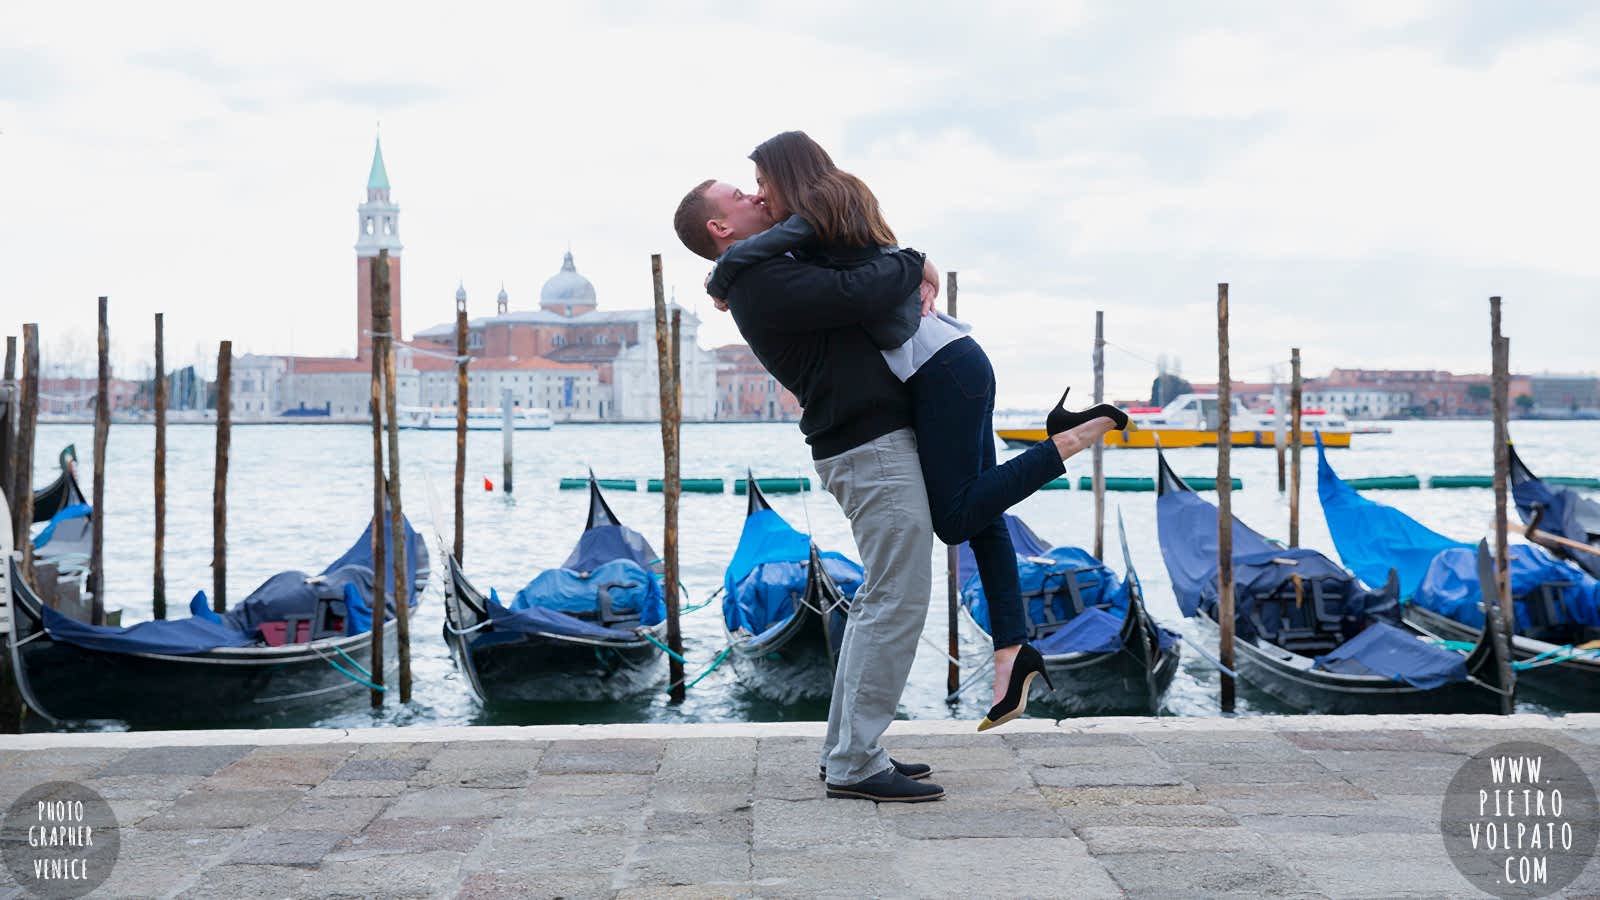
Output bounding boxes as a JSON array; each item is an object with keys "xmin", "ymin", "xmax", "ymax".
[
  {"xmin": 1045, "ymin": 387, "xmax": 1131, "ymax": 436},
  {"xmin": 977, "ymin": 643, "xmax": 1054, "ymax": 732}
]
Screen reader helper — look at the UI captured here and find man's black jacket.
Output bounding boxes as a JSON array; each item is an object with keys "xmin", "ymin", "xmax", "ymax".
[{"xmin": 725, "ymin": 247, "xmax": 926, "ymax": 459}]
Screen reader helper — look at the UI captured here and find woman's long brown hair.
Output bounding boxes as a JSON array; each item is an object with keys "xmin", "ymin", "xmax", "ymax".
[{"xmin": 749, "ymin": 131, "xmax": 896, "ymax": 249}]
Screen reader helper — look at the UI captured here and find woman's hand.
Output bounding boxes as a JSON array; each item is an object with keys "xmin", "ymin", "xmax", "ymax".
[
  {"xmin": 920, "ymin": 256, "xmax": 940, "ymax": 315},
  {"xmin": 704, "ymin": 270, "xmax": 729, "ymax": 311}
]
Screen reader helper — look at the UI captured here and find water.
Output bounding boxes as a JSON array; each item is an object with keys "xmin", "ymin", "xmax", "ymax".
[{"xmin": 21, "ymin": 419, "xmax": 1598, "ymax": 730}]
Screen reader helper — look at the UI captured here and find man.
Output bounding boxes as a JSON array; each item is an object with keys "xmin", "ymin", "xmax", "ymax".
[{"xmin": 674, "ymin": 179, "xmax": 944, "ymax": 803}]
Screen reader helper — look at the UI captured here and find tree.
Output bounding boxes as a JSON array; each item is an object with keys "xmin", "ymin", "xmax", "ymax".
[
  {"xmin": 1467, "ymin": 384, "xmax": 1491, "ymax": 401},
  {"xmin": 1150, "ymin": 373, "xmax": 1193, "ymax": 407},
  {"xmin": 1515, "ymin": 394, "xmax": 1534, "ymax": 414}
]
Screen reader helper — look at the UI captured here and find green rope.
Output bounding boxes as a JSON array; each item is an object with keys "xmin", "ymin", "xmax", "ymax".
[
  {"xmin": 642, "ymin": 632, "xmax": 689, "ymax": 665},
  {"xmin": 333, "ymin": 644, "xmax": 374, "ymax": 678},
  {"xmin": 1427, "ymin": 639, "xmax": 1477, "ymax": 653},
  {"xmin": 684, "ymin": 645, "xmax": 734, "ymax": 690},
  {"xmin": 678, "ymin": 596, "xmax": 717, "ymax": 615},
  {"xmin": 320, "ymin": 654, "xmax": 387, "ymax": 692}
]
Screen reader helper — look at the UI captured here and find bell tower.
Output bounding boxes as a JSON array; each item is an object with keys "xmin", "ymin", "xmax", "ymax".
[{"xmin": 355, "ymin": 136, "xmax": 403, "ymax": 358}]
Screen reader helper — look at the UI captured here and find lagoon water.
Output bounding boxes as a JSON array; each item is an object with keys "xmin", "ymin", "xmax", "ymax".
[{"xmin": 23, "ymin": 418, "xmax": 1598, "ymax": 730}]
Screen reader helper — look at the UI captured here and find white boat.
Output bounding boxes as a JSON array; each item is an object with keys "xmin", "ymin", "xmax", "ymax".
[{"xmin": 398, "ymin": 406, "xmax": 553, "ymax": 431}]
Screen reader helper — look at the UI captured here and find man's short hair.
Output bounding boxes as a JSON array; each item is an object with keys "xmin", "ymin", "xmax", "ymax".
[{"xmin": 673, "ymin": 179, "xmax": 720, "ymax": 261}]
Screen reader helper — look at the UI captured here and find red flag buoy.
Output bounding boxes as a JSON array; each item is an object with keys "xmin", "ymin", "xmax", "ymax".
[{"xmin": 483, "ymin": 476, "xmax": 494, "ymax": 492}]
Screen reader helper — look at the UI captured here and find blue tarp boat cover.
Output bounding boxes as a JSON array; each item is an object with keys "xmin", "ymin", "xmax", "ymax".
[
  {"xmin": 320, "ymin": 515, "xmax": 430, "ymax": 594},
  {"xmin": 1159, "ymin": 466, "xmax": 1399, "ymax": 641},
  {"xmin": 562, "ymin": 524, "xmax": 657, "ymax": 573},
  {"xmin": 1512, "ymin": 449, "xmax": 1600, "ymax": 580},
  {"xmin": 1414, "ymin": 544, "xmax": 1600, "ymax": 632},
  {"xmin": 959, "ymin": 515, "xmax": 1175, "ymax": 653},
  {"xmin": 1318, "ymin": 440, "xmax": 1470, "ymax": 597},
  {"xmin": 1313, "ymin": 621, "xmax": 1467, "ymax": 689},
  {"xmin": 511, "ymin": 559, "xmax": 666, "ymax": 627},
  {"xmin": 39, "ymin": 602, "xmax": 257, "ymax": 656},
  {"xmin": 1032, "ymin": 607, "xmax": 1124, "ymax": 655},
  {"xmin": 222, "ymin": 565, "xmax": 375, "ymax": 633},
  {"xmin": 722, "ymin": 508, "xmax": 863, "ymax": 637},
  {"xmin": 40, "ymin": 518, "xmax": 421, "ymax": 656},
  {"xmin": 33, "ymin": 503, "xmax": 91, "ymax": 551},
  {"xmin": 479, "ymin": 588, "xmax": 649, "ymax": 642}
]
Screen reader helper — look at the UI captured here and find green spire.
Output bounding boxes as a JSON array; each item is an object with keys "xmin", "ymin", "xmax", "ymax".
[{"xmin": 367, "ymin": 137, "xmax": 390, "ymax": 191}]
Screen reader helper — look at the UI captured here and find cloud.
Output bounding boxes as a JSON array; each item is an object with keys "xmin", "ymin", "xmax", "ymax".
[{"xmin": 1, "ymin": 1, "xmax": 1597, "ymax": 395}]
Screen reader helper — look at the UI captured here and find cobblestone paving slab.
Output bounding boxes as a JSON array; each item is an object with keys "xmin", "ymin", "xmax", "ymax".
[{"xmin": 0, "ymin": 715, "xmax": 1591, "ymax": 898}]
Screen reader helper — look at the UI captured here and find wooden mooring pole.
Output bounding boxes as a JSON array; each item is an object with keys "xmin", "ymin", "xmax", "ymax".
[
  {"xmin": 453, "ymin": 290, "xmax": 469, "ymax": 563},
  {"xmin": 1490, "ymin": 297, "xmax": 1515, "ymax": 715},
  {"xmin": 1216, "ymin": 284, "xmax": 1236, "ymax": 712},
  {"xmin": 652, "ymin": 254, "xmax": 686, "ymax": 703},
  {"xmin": 366, "ymin": 253, "xmax": 388, "ymax": 707},
  {"xmin": 1490, "ymin": 297, "xmax": 1513, "ymax": 629},
  {"xmin": 1092, "ymin": 309, "xmax": 1106, "ymax": 560},
  {"xmin": 945, "ymin": 271, "xmax": 960, "ymax": 698},
  {"xmin": 212, "ymin": 340, "xmax": 231, "ymax": 613},
  {"xmin": 90, "ymin": 297, "xmax": 109, "ymax": 625},
  {"xmin": 1289, "ymin": 348, "xmax": 1303, "ymax": 548},
  {"xmin": 1, "ymin": 337, "xmax": 14, "ymax": 531},
  {"xmin": 500, "ymin": 388, "xmax": 514, "ymax": 495},
  {"xmin": 1273, "ymin": 381, "xmax": 1287, "ymax": 493},
  {"xmin": 374, "ymin": 255, "xmax": 411, "ymax": 703},
  {"xmin": 153, "ymin": 314, "xmax": 167, "ymax": 619},
  {"xmin": 13, "ymin": 325, "xmax": 39, "ymax": 581}
]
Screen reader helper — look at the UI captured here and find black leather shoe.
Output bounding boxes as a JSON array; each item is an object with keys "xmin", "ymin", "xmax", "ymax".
[
  {"xmin": 978, "ymin": 643, "xmax": 1055, "ymax": 732},
  {"xmin": 818, "ymin": 757, "xmax": 930, "ymax": 782},
  {"xmin": 1045, "ymin": 386, "xmax": 1131, "ymax": 435},
  {"xmin": 825, "ymin": 768, "xmax": 944, "ymax": 803}
]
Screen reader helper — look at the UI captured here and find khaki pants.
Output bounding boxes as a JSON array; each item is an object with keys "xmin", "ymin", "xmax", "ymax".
[{"xmin": 814, "ymin": 428, "xmax": 935, "ymax": 784}]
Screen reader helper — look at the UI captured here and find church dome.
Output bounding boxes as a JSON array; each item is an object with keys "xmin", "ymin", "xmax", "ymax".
[{"xmin": 540, "ymin": 251, "xmax": 597, "ymax": 307}]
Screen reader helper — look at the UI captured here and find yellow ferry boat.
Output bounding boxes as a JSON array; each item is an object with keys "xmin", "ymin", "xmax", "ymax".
[{"xmin": 996, "ymin": 393, "xmax": 1355, "ymax": 450}]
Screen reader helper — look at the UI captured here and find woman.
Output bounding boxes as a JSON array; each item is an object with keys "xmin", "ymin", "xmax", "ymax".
[{"xmin": 707, "ymin": 131, "xmax": 1129, "ymax": 730}]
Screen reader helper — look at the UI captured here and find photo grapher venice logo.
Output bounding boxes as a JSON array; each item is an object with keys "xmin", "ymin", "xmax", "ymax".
[
  {"xmin": 1442, "ymin": 740, "xmax": 1599, "ymax": 898},
  {"xmin": 2, "ymin": 781, "xmax": 120, "ymax": 899}
]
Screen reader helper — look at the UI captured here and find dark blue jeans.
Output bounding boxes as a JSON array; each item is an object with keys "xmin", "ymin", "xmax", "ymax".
[{"xmin": 908, "ymin": 337, "xmax": 1065, "ymax": 648}]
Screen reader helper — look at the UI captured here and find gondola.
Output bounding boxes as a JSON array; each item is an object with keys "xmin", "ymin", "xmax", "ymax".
[
  {"xmin": 1510, "ymin": 441, "xmax": 1600, "ymax": 580},
  {"xmin": 30, "ymin": 445, "xmax": 92, "ymax": 577},
  {"xmin": 1155, "ymin": 445, "xmax": 1511, "ymax": 713},
  {"xmin": 957, "ymin": 511, "xmax": 1180, "ymax": 715},
  {"xmin": 721, "ymin": 473, "xmax": 860, "ymax": 704},
  {"xmin": 5, "ymin": 507, "xmax": 428, "ymax": 726},
  {"xmin": 440, "ymin": 473, "xmax": 666, "ymax": 704},
  {"xmin": 1318, "ymin": 438, "xmax": 1600, "ymax": 706}
]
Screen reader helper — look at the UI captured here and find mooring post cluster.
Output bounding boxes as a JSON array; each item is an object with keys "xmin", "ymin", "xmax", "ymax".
[{"xmin": 364, "ymin": 247, "xmax": 412, "ymax": 706}]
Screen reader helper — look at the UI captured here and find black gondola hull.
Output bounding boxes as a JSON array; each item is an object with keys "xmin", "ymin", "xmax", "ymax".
[
  {"xmin": 440, "ymin": 548, "xmax": 663, "ymax": 705},
  {"xmin": 1403, "ymin": 604, "xmax": 1600, "ymax": 709},
  {"xmin": 8, "ymin": 574, "xmax": 401, "ymax": 726},
  {"xmin": 1196, "ymin": 611, "xmax": 1503, "ymax": 715},
  {"xmin": 729, "ymin": 601, "xmax": 843, "ymax": 704}
]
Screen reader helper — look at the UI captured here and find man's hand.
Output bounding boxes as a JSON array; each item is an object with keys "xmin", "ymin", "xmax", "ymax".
[{"xmin": 920, "ymin": 257, "xmax": 940, "ymax": 315}]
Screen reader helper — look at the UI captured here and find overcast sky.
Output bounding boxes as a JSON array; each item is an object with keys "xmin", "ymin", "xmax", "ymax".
[{"xmin": 3, "ymin": 1, "xmax": 1597, "ymax": 405}]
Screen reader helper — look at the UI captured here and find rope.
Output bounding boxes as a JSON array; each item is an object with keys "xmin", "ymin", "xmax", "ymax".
[
  {"xmin": 309, "ymin": 645, "xmax": 388, "ymax": 692},
  {"xmin": 332, "ymin": 644, "xmax": 374, "ymax": 678},
  {"xmin": 918, "ymin": 632, "xmax": 964, "ymax": 668},
  {"xmin": 641, "ymin": 632, "xmax": 688, "ymax": 664},
  {"xmin": 662, "ymin": 642, "xmax": 735, "ymax": 693},
  {"xmin": 1179, "ymin": 634, "xmax": 1238, "ymax": 678},
  {"xmin": 944, "ymin": 655, "xmax": 996, "ymax": 702},
  {"xmin": 442, "ymin": 618, "xmax": 493, "ymax": 636}
]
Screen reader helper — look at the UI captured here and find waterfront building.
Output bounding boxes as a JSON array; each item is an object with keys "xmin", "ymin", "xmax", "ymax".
[
  {"xmin": 714, "ymin": 344, "xmax": 800, "ymax": 421},
  {"xmin": 412, "ymin": 256, "xmax": 719, "ymax": 421}
]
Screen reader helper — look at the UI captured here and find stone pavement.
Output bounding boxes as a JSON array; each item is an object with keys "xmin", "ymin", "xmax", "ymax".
[{"xmin": 0, "ymin": 714, "xmax": 1597, "ymax": 898}]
